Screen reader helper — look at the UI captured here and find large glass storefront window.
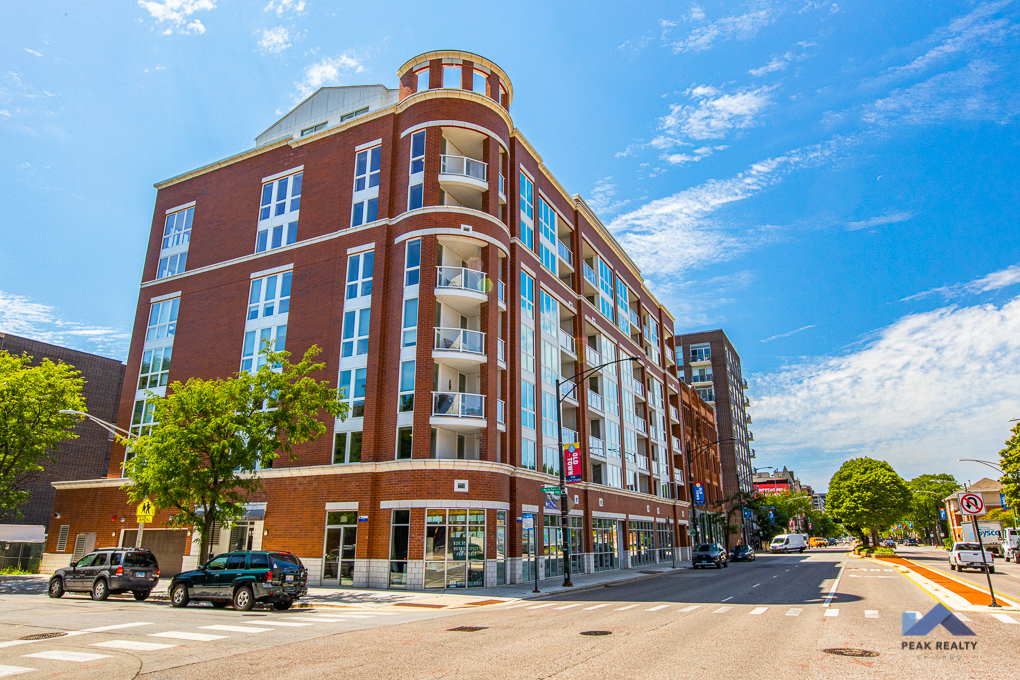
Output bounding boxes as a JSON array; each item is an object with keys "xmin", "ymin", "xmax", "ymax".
[
  {"xmin": 389, "ymin": 510, "xmax": 410, "ymax": 588},
  {"xmin": 656, "ymin": 521, "xmax": 673, "ymax": 563},
  {"xmin": 424, "ymin": 509, "xmax": 485, "ymax": 588},
  {"xmin": 568, "ymin": 517, "xmax": 584, "ymax": 575},
  {"xmin": 323, "ymin": 511, "xmax": 358, "ymax": 585},
  {"xmin": 542, "ymin": 515, "xmax": 562, "ymax": 579},
  {"xmin": 629, "ymin": 520, "xmax": 655, "ymax": 566},
  {"xmin": 592, "ymin": 518, "xmax": 618, "ymax": 572},
  {"xmin": 496, "ymin": 511, "xmax": 507, "ymax": 585}
]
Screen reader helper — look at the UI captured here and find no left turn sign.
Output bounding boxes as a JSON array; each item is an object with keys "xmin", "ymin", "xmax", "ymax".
[{"xmin": 959, "ymin": 492, "xmax": 986, "ymax": 516}]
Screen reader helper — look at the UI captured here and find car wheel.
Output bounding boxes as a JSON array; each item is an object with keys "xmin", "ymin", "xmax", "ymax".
[
  {"xmin": 723, "ymin": 561, "xmax": 728, "ymax": 568},
  {"xmin": 48, "ymin": 578, "xmax": 65, "ymax": 599},
  {"xmin": 950, "ymin": 563, "xmax": 956, "ymax": 571},
  {"xmin": 989, "ymin": 567, "xmax": 996, "ymax": 574},
  {"xmin": 92, "ymin": 579, "xmax": 109, "ymax": 601},
  {"xmin": 211, "ymin": 601, "xmax": 229, "ymax": 609},
  {"xmin": 132, "ymin": 590, "xmax": 151, "ymax": 601},
  {"xmin": 233, "ymin": 585, "xmax": 255, "ymax": 612},
  {"xmin": 170, "ymin": 583, "xmax": 190, "ymax": 608},
  {"xmin": 716, "ymin": 562, "xmax": 722, "ymax": 569},
  {"xmin": 272, "ymin": 598, "xmax": 293, "ymax": 611}
]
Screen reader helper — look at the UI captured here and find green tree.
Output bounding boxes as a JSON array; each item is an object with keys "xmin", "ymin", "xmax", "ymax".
[
  {"xmin": 0, "ymin": 351, "xmax": 86, "ymax": 518},
  {"xmin": 1000, "ymin": 422, "xmax": 1020, "ymax": 510},
  {"xmin": 827, "ymin": 458, "xmax": 913, "ymax": 547},
  {"xmin": 986, "ymin": 508, "xmax": 1017, "ymax": 528},
  {"xmin": 123, "ymin": 345, "xmax": 346, "ymax": 562},
  {"xmin": 907, "ymin": 473, "xmax": 959, "ymax": 545},
  {"xmin": 750, "ymin": 491, "xmax": 814, "ymax": 544}
]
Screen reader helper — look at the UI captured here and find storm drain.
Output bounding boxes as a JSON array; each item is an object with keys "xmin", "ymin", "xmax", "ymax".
[
  {"xmin": 448, "ymin": 626, "xmax": 488, "ymax": 632},
  {"xmin": 823, "ymin": 648, "xmax": 879, "ymax": 658},
  {"xmin": 20, "ymin": 633, "xmax": 67, "ymax": 641},
  {"xmin": 580, "ymin": 630, "xmax": 612, "ymax": 636}
]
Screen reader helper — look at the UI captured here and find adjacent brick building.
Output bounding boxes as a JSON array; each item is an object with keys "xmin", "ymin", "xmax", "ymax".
[{"xmin": 46, "ymin": 50, "xmax": 717, "ymax": 588}]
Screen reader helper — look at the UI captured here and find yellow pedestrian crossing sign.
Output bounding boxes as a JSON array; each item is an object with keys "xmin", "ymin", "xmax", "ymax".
[{"xmin": 136, "ymin": 499, "xmax": 156, "ymax": 523}]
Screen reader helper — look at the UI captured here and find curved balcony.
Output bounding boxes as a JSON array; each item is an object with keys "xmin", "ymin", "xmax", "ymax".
[
  {"xmin": 431, "ymin": 391, "xmax": 486, "ymax": 432},
  {"xmin": 435, "ymin": 266, "xmax": 488, "ymax": 312},
  {"xmin": 439, "ymin": 154, "xmax": 488, "ymax": 193},
  {"xmin": 433, "ymin": 327, "xmax": 486, "ymax": 372}
]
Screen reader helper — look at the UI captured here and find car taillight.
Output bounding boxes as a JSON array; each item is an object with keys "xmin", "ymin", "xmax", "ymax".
[
  {"xmin": 156, "ymin": 569, "xmax": 160, "ymax": 577},
  {"xmin": 116, "ymin": 566, "xmax": 123, "ymax": 576},
  {"xmin": 265, "ymin": 570, "xmax": 273, "ymax": 582}
]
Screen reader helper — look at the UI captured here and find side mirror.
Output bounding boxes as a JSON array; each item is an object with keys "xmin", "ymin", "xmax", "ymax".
[{"xmin": 70, "ymin": 561, "xmax": 76, "ymax": 568}]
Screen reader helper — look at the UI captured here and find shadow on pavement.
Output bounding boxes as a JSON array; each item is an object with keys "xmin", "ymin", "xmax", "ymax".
[{"xmin": 0, "ymin": 575, "xmax": 48, "ymax": 596}]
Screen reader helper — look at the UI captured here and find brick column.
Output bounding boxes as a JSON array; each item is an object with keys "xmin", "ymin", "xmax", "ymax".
[
  {"xmin": 460, "ymin": 60, "xmax": 474, "ymax": 90},
  {"xmin": 428, "ymin": 59, "xmax": 443, "ymax": 89},
  {"xmin": 413, "ymin": 235, "xmax": 440, "ymax": 459},
  {"xmin": 399, "ymin": 70, "xmax": 416, "ymax": 102}
]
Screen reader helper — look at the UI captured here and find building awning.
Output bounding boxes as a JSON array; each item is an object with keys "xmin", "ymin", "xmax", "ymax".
[{"xmin": 0, "ymin": 524, "xmax": 46, "ymax": 543}]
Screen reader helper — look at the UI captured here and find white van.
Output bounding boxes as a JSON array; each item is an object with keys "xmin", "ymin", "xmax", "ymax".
[{"xmin": 770, "ymin": 534, "xmax": 807, "ymax": 554}]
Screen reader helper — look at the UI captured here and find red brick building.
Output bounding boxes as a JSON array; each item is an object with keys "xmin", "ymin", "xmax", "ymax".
[{"xmin": 45, "ymin": 51, "xmax": 713, "ymax": 589}]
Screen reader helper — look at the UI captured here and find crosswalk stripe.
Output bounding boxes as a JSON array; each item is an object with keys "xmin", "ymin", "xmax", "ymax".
[
  {"xmin": 149, "ymin": 632, "xmax": 226, "ymax": 642},
  {"xmin": 200, "ymin": 625, "xmax": 272, "ymax": 633},
  {"xmin": 615, "ymin": 604, "xmax": 640, "ymax": 611},
  {"xmin": 953, "ymin": 613, "xmax": 971, "ymax": 622},
  {"xmin": 646, "ymin": 605, "xmax": 669, "ymax": 611},
  {"xmin": 679, "ymin": 606, "xmax": 700, "ymax": 613},
  {"xmin": 865, "ymin": 611, "xmax": 879, "ymax": 619},
  {"xmin": 23, "ymin": 651, "xmax": 111, "ymax": 663},
  {"xmin": 555, "ymin": 604, "xmax": 583, "ymax": 610},
  {"xmin": 528, "ymin": 603, "xmax": 555, "ymax": 609},
  {"xmin": 583, "ymin": 604, "xmax": 608, "ymax": 610},
  {"xmin": 713, "ymin": 607, "xmax": 732, "ymax": 614},
  {"xmin": 91, "ymin": 640, "xmax": 176, "ymax": 651},
  {"xmin": 285, "ymin": 617, "xmax": 354, "ymax": 623},
  {"xmin": 0, "ymin": 666, "xmax": 35, "ymax": 677},
  {"xmin": 242, "ymin": 621, "xmax": 310, "ymax": 627},
  {"xmin": 786, "ymin": 608, "xmax": 802, "ymax": 617},
  {"xmin": 749, "ymin": 607, "xmax": 768, "ymax": 615},
  {"xmin": 80, "ymin": 622, "xmax": 153, "ymax": 633},
  {"xmin": 990, "ymin": 613, "xmax": 1019, "ymax": 624},
  {"xmin": 825, "ymin": 609, "xmax": 839, "ymax": 617}
]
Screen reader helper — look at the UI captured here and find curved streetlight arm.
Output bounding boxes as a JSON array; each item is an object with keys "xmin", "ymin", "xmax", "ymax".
[
  {"xmin": 958, "ymin": 458, "xmax": 1004, "ymax": 473},
  {"xmin": 558, "ymin": 356, "xmax": 640, "ymax": 405},
  {"xmin": 59, "ymin": 409, "xmax": 134, "ymax": 439}
]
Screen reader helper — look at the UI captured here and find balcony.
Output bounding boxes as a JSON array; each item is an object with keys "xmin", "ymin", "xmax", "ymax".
[
  {"xmin": 743, "ymin": 379, "xmax": 749, "ymax": 390},
  {"xmin": 563, "ymin": 428, "xmax": 579, "ymax": 445},
  {"xmin": 499, "ymin": 173, "xmax": 506, "ymax": 202},
  {"xmin": 559, "ymin": 333, "xmax": 576, "ymax": 357},
  {"xmin": 749, "ymin": 431, "xmax": 754, "ymax": 441},
  {"xmin": 744, "ymin": 396, "xmax": 750, "ymax": 407},
  {"xmin": 635, "ymin": 417, "xmax": 648, "ymax": 436},
  {"xmin": 673, "ymin": 467, "xmax": 684, "ymax": 484},
  {"xmin": 692, "ymin": 373, "xmax": 713, "ymax": 385},
  {"xmin": 664, "ymin": 346, "xmax": 675, "ymax": 364},
  {"xmin": 585, "ymin": 345, "xmax": 601, "ymax": 367},
  {"xmin": 583, "ymin": 262, "xmax": 597, "ymax": 289},
  {"xmin": 629, "ymin": 310, "xmax": 640, "ymax": 328},
  {"xmin": 557, "ymin": 241, "xmax": 573, "ymax": 270},
  {"xmin": 497, "ymin": 338, "xmax": 506, "ymax": 365},
  {"xmin": 431, "ymin": 391, "xmax": 486, "ymax": 432},
  {"xmin": 497, "ymin": 280, "xmax": 506, "ymax": 307},
  {"xmin": 670, "ymin": 405, "xmax": 679, "ymax": 422},
  {"xmin": 434, "ymin": 327, "xmax": 486, "ymax": 372},
  {"xmin": 497, "ymin": 399, "xmax": 505, "ymax": 426},
  {"xmin": 632, "ymin": 382, "xmax": 645, "ymax": 400},
  {"xmin": 672, "ymin": 435, "xmax": 682, "ymax": 452},
  {"xmin": 637, "ymin": 456, "xmax": 649, "ymax": 472},
  {"xmin": 435, "ymin": 266, "xmax": 488, "ymax": 310},
  {"xmin": 589, "ymin": 436, "xmax": 605, "ymax": 457},
  {"xmin": 439, "ymin": 154, "xmax": 488, "ymax": 193},
  {"xmin": 562, "ymin": 382, "xmax": 579, "ymax": 404},
  {"xmin": 587, "ymin": 390, "xmax": 604, "ymax": 412}
]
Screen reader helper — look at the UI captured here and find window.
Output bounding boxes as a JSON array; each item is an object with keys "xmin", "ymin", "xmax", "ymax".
[
  {"xmin": 522, "ymin": 380, "xmax": 536, "ymax": 430},
  {"xmin": 340, "ymin": 107, "xmax": 369, "ymax": 122},
  {"xmin": 162, "ymin": 207, "xmax": 193, "ymax": 250},
  {"xmin": 402, "ymin": 298, "xmax": 418, "ymax": 346},
  {"xmin": 341, "ymin": 308, "xmax": 371, "ymax": 357},
  {"xmin": 410, "ymin": 131, "xmax": 426, "ymax": 175},
  {"xmin": 543, "ymin": 445, "xmax": 560, "ymax": 476},
  {"xmin": 542, "ymin": 392, "xmax": 558, "ymax": 439},
  {"xmin": 241, "ymin": 324, "xmax": 287, "ymax": 373},
  {"xmin": 257, "ymin": 173, "xmax": 301, "ymax": 252},
  {"xmin": 538, "ymin": 199, "xmax": 557, "ymax": 273},
  {"xmin": 138, "ymin": 346, "xmax": 172, "ymax": 390},
  {"xmin": 624, "ymin": 428, "xmax": 637, "ymax": 456},
  {"xmin": 520, "ymin": 270, "xmax": 534, "ymax": 318},
  {"xmin": 604, "ymin": 379, "xmax": 618, "ymax": 416},
  {"xmin": 333, "ymin": 431, "xmax": 362, "ymax": 464},
  {"xmin": 352, "ymin": 146, "xmax": 381, "ymax": 228},
  {"xmin": 472, "ymin": 70, "xmax": 487, "ymax": 94},
  {"xmin": 300, "ymin": 121, "xmax": 327, "ymax": 136},
  {"xmin": 396, "ymin": 426, "xmax": 413, "ymax": 460},
  {"xmin": 519, "ymin": 172, "xmax": 534, "ymax": 249},
  {"xmin": 521, "ymin": 439, "xmax": 537, "ymax": 470},
  {"xmin": 346, "ymin": 251, "xmax": 374, "ymax": 300},
  {"xmin": 520, "ymin": 326, "xmax": 535, "ymax": 373},
  {"xmin": 540, "ymin": 340, "xmax": 558, "ymax": 387},
  {"xmin": 339, "ymin": 368, "xmax": 367, "ymax": 417},
  {"xmin": 242, "ymin": 272, "xmax": 291, "ymax": 373},
  {"xmin": 606, "ymin": 421, "xmax": 621, "ymax": 459},
  {"xmin": 415, "ymin": 69, "xmax": 429, "ymax": 92},
  {"xmin": 389, "ymin": 510, "xmax": 411, "ymax": 588},
  {"xmin": 352, "ymin": 198, "xmax": 378, "ymax": 227},
  {"xmin": 608, "ymin": 464, "xmax": 622, "ymax": 489},
  {"xmin": 690, "ymin": 343, "xmax": 711, "ymax": 362},
  {"xmin": 598, "ymin": 260, "xmax": 614, "ymax": 322},
  {"xmin": 442, "ymin": 65, "xmax": 461, "ymax": 88},
  {"xmin": 247, "ymin": 272, "xmax": 292, "ymax": 320},
  {"xmin": 616, "ymin": 280, "xmax": 631, "ymax": 335},
  {"xmin": 399, "ymin": 360, "xmax": 415, "ymax": 412},
  {"xmin": 405, "ymin": 239, "xmax": 421, "ymax": 286},
  {"xmin": 696, "ymin": 386, "xmax": 715, "ymax": 403},
  {"xmin": 539, "ymin": 290, "xmax": 558, "ymax": 338},
  {"xmin": 157, "ymin": 252, "xmax": 187, "ymax": 279},
  {"xmin": 408, "ymin": 131, "xmax": 425, "ymax": 210},
  {"xmin": 130, "ymin": 399, "xmax": 156, "ymax": 439},
  {"xmin": 146, "ymin": 298, "xmax": 179, "ymax": 342}
]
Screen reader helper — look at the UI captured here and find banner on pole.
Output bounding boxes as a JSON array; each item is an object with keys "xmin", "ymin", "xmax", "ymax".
[
  {"xmin": 564, "ymin": 442, "xmax": 582, "ymax": 483},
  {"xmin": 693, "ymin": 483, "xmax": 706, "ymax": 505}
]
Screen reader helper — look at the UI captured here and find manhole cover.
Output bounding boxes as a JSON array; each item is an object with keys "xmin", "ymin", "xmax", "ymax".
[
  {"xmin": 580, "ymin": 630, "xmax": 612, "ymax": 636},
  {"xmin": 448, "ymin": 626, "xmax": 488, "ymax": 632},
  {"xmin": 823, "ymin": 648, "xmax": 879, "ymax": 658},
  {"xmin": 20, "ymin": 633, "xmax": 67, "ymax": 641}
]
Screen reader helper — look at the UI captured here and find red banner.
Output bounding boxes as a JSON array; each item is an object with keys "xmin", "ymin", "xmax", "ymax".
[{"xmin": 564, "ymin": 442, "xmax": 581, "ymax": 483}]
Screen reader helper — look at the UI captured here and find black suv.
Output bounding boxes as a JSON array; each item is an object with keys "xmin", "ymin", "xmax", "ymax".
[
  {"xmin": 49, "ymin": 548, "xmax": 160, "ymax": 601},
  {"xmin": 169, "ymin": 550, "xmax": 308, "ymax": 611},
  {"xmin": 692, "ymin": 543, "xmax": 728, "ymax": 569},
  {"xmin": 730, "ymin": 544, "xmax": 756, "ymax": 562}
]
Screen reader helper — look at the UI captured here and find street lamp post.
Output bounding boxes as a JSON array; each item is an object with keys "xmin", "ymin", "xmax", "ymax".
[
  {"xmin": 554, "ymin": 355, "xmax": 640, "ymax": 588},
  {"xmin": 957, "ymin": 459, "xmax": 1007, "ymax": 608},
  {"xmin": 957, "ymin": 459, "xmax": 1018, "ymax": 528},
  {"xmin": 683, "ymin": 437, "xmax": 737, "ymax": 550},
  {"xmin": 59, "ymin": 410, "xmax": 133, "ymax": 439}
]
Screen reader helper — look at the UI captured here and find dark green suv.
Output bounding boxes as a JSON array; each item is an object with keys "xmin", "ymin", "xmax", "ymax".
[{"xmin": 168, "ymin": 550, "xmax": 307, "ymax": 611}]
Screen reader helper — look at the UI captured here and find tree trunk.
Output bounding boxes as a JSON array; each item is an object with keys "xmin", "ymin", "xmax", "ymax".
[
  {"xmin": 870, "ymin": 526, "xmax": 879, "ymax": 547},
  {"xmin": 200, "ymin": 508, "xmax": 216, "ymax": 564}
]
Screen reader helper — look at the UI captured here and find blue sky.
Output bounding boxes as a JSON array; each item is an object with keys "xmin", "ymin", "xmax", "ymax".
[{"xmin": 2, "ymin": 0, "xmax": 1019, "ymax": 490}]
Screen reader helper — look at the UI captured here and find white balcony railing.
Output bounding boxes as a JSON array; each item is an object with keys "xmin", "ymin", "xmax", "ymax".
[
  {"xmin": 583, "ymin": 262, "xmax": 597, "ymax": 288},
  {"xmin": 637, "ymin": 456, "xmax": 649, "ymax": 472},
  {"xmin": 629, "ymin": 310, "xmax": 640, "ymax": 328},
  {"xmin": 672, "ymin": 436, "xmax": 683, "ymax": 452},
  {"xmin": 497, "ymin": 338, "xmax": 505, "ymax": 363},
  {"xmin": 589, "ymin": 436, "xmax": 605, "ymax": 456},
  {"xmin": 670, "ymin": 405, "xmax": 679, "ymax": 422},
  {"xmin": 497, "ymin": 399, "xmax": 505, "ymax": 425},
  {"xmin": 692, "ymin": 373, "xmax": 713, "ymax": 384},
  {"xmin": 585, "ymin": 345, "xmax": 601, "ymax": 367},
  {"xmin": 436, "ymin": 266, "xmax": 487, "ymax": 293},
  {"xmin": 434, "ymin": 327, "xmax": 484, "ymax": 354},
  {"xmin": 499, "ymin": 173, "xmax": 505, "ymax": 196},
  {"xmin": 563, "ymin": 428, "xmax": 579, "ymax": 444},
  {"xmin": 674, "ymin": 468, "xmax": 684, "ymax": 484},
  {"xmin": 635, "ymin": 417, "xmax": 648, "ymax": 435},
  {"xmin": 587, "ymin": 390, "xmax": 604, "ymax": 412},
  {"xmin": 633, "ymin": 382, "xmax": 645, "ymax": 399},
  {"xmin": 557, "ymin": 241, "xmax": 573, "ymax": 268},
  {"xmin": 432, "ymin": 392, "xmax": 485, "ymax": 419},
  {"xmin": 440, "ymin": 154, "xmax": 487, "ymax": 182},
  {"xmin": 665, "ymin": 346, "xmax": 675, "ymax": 363},
  {"xmin": 559, "ymin": 333, "xmax": 576, "ymax": 355},
  {"xmin": 562, "ymin": 381, "xmax": 579, "ymax": 402}
]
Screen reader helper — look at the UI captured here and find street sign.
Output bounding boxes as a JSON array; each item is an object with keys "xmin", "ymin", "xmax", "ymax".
[
  {"xmin": 959, "ymin": 492, "xmax": 986, "ymax": 516},
  {"xmin": 564, "ymin": 442, "xmax": 582, "ymax": 483},
  {"xmin": 541, "ymin": 486, "xmax": 561, "ymax": 493},
  {"xmin": 135, "ymin": 499, "xmax": 155, "ymax": 524},
  {"xmin": 522, "ymin": 513, "xmax": 534, "ymax": 530}
]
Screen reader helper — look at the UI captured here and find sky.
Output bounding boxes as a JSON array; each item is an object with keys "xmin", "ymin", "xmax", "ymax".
[{"xmin": 2, "ymin": 0, "xmax": 1019, "ymax": 491}]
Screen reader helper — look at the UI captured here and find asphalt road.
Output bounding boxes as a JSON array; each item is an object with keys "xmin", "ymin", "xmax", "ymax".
[{"xmin": 3, "ymin": 548, "xmax": 1017, "ymax": 679}]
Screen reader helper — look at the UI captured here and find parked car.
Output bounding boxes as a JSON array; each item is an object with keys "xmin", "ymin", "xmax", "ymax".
[
  {"xmin": 905, "ymin": 538, "xmax": 919, "ymax": 547},
  {"xmin": 826, "ymin": 538, "xmax": 838, "ymax": 546},
  {"xmin": 730, "ymin": 545, "xmax": 756, "ymax": 562},
  {"xmin": 692, "ymin": 544, "xmax": 728, "ymax": 569},
  {"xmin": 808, "ymin": 537, "xmax": 828, "ymax": 548},
  {"xmin": 769, "ymin": 534, "xmax": 807, "ymax": 553},
  {"xmin": 168, "ymin": 550, "xmax": 308, "ymax": 611},
  {"xmin": 49, "ymin": 548, "xmax": 160, "ymax": 601},
  {"xmin": 948, "ymin": 542, "xmax": 995, "ymax": 573}
]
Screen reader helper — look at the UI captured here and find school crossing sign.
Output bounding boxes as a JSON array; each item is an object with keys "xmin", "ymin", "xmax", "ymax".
[{"xmin": 136, "ymin": 499, "xmax": 156, "ymax": 523}]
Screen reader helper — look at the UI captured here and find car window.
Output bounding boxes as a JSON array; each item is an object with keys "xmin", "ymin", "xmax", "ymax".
[
  {"xmin": 124, "ymin": 552, "xmax": 158, "ymax": 567},
  {"xmin": 76, "ymin": 554, "xmax": 96, "ymax": 568},
  {"xmin": 956, "ymin": 543, "xmax": 981, "ymax": 551},
  {"xmin": 696, "ymin": 544, "xmax": 712, "ymax": 552},
  {"xmin": 206, "ymin": 555, "xmax": 228, "ymax": 571},
  {"xmin": 226, "ymin": 554, "xmax": 247, "ymax": 570},
  {"xmin": 270, "ymin": 552, "xmax": 303, "ymax": 569},
  {"xmin": 92, "ymin": 553, "xmax": 107, "ymax": 567},
  {"xmin": 110, "ymin": 552, "xmax": 122, "ymax": 566},
  {"xmin": 248, "ymin": 552, "xmax": 270, "ymax": 569}
]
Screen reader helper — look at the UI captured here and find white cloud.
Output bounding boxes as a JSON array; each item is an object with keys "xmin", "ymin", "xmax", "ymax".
[
  {"xmin": 0, "ymin": 290, "xmax": 130, "ymax": 360},
  {"xmin": 259, "ymin": 26, "xmax": 291, "ymax": 53},
  {"xmin": 292, "ymin": 53, "xmax": 365, "ymax": 102},
  {"xmin": 264, "ymin": 0, "xmax": 306, "ymax": 16},
  {"xmin": 749, "ymin": 47, "xmax": 813, "ymax": 76},
  {"xmin": 902, "ymin": 264, "xmax": 1020, "ymax": 302},
  {"xmin": 845, "ymin": 210, "xmax": 914, "ymax": 231},
  {"xmin": 670, "ymin": 4, "xmax": 777, "ymax": 53},
  {"xmin": 137, "ymin": 0, "xmax": 215, "ymax": 34},
  {"xmin": 24, "ymin": 48, "xmax": 42, "ymax": 57},
  {"xmin": 586, "ymin": 177, "xmax": 632, "ymax": 216},
  {"xmin": 654, "ymin": 85, "xmax": 774, "ymax": 145},
  {"xmin": 649, "ymin": 270, "xmax": 756, "ymax": 330},
  {"xmin": 752, "ymin": 295, "xmax": 1020, "ymax": 489},
  {"xmin": 662, "ymin": 144, "xmax": 728, "ymax": 165},
  {"xmin": 761, "ymin": 324, "xmax": 816, "ymax": 343}
]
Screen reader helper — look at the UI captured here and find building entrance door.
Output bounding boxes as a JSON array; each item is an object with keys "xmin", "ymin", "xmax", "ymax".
[{"xmin": 322, "ymin": 511, "xmax": 358, "ymax": 586}]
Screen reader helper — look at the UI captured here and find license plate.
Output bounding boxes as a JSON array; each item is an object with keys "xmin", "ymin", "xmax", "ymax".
[
  {"xmin": 135, "ymin": 571, "xmax": 146, "ymax": 578},
  {"xmin": 285, "ymin": 575, "xmax": 294, "ymax": 582}
]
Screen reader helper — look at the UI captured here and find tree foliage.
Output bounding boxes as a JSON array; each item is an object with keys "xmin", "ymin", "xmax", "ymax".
[
  {"xmin": 999, "ymin": 422, "xmax": 1020, "ymax": 511},
  {"xmin": 0, "ymin": 351, "xmax": 85, "ymax": 518},
  {"xmin": 744, "ymin": 490, "xmax": 815, "ymax": 543},
  {"xmin": 827, "ymin": 458, "xmax": 913, "ymax": 546},
  {"xmin": 906, "ymin": 473, "xmax": 959, "ymax": 544},
  {"xmin": 122, "ymin": 345, "xmax": 345, "ymax": 562}
]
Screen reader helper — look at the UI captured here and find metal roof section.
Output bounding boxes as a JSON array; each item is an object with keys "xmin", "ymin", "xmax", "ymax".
[{"xmin": 255, "ymin": 85, "xmax": 398, "ymax": 147}]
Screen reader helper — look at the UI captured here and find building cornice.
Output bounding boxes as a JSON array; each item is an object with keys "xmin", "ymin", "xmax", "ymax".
[
  {"xmin": 397, "ymin": 50, "xmax": 514, "ymax": 106},
  {"xmin": 396, "ymin": 89, "xmax": 513, "ymax": 138}
]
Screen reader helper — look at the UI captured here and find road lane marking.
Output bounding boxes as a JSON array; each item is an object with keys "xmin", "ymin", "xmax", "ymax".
[
  {"xmin": 92, "ymin": 640, "xmax": 177, "ymax": 651},
  {"xmin": 245, "ymin": 621, "xmax": 311, "ymax": 627},
  {"xmin": 0, "ymin": 666, "xmax": 34, "ymax": 677},
  {"xmin": 721, "ymin": 597, "xmax": 733, "ymax": 602},
  {"xmin": 555, "ymin": 604, "xmax": 583, "ymax": 610},
  {"xmin": 200, "ymin": 625, "xmax": 272, "ymax": 633},
  {"xmin": 285, "ymin": 617, "xmax": 352, "ymax": 623},
  {"xmin": 646, "ymin": 605, "xmax": 669, "ymax": 611},
  {"xmin": 679, "ymin": 606, "xmax": 700, "ymax": 612},
  {"xmin": 583, "ymin": 604, "xmax": 608, "ymax": 610},
  {"xmin": 713, "ymin": 607, "xmax": 732, "ymax": 614},
  {"xmin": 528, "ymin": 604, "xmax": 555, "ymax": 609},
  {"xmin": 615, "ymin": 604, "xmax": 639, "ymax": 610},
  {"xmin": 824, "ymin": 609, "xmax": 839, "ymax": 617},
  {"xmin": 749, "ymin": 607, "xmax": 768, "ymax": 615},
  {"xmin": 24, "ymin": 651, "xmax": 111, "ymax": 662},
  {"xmin": 752, "ymin": 583, "xmax": 761, "ymax": 588},
  {"xmin": 865, "ymin": 610, "xmax": 879, "ymax": 619},
  {"xmin": 149, "ymin": 632, "xmax": 227, "ymax": 641},
  {"xmin": 823, "ymin": 554, "xmax": 849, "ymax": 608},
  {"xmin": 80, "ymin": 622, "xmax": 153, "ymax": 633},
  {"xmin": 991, "ymin": 613, "xmax": 1019, "ymax": 624},
  {"xmin": 786, "ymin": 608, "xmax": 802, "ymax": 617},
  {"xmin": 954, "ymin": 613, "xmax": 971, "ymax": 622},
  {"xmin": 773, "ymin": 576, "xmax": 778, "ymax": 579}
]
